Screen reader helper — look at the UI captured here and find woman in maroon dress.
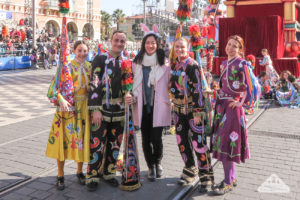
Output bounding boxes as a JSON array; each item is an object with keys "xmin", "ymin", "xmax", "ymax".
[{"xmin": 211, "ymin": 35, "xmax": 250, "ymax": 195}]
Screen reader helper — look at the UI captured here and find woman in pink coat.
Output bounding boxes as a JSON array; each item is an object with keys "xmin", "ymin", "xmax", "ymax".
[{"xmin": 132, "ymin": 32, "xmax": 171, "ymax": 182}]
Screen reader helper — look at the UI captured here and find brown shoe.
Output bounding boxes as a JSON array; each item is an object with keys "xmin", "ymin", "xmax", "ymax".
[{"xmin": 211, "ymin": 181, "xmax": 233, "ymax": 196}]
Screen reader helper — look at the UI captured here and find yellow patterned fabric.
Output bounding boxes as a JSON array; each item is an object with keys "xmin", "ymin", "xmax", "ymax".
[{"xmin": 46, "ymin": 60, "xmax": 91, "ymax": 162}]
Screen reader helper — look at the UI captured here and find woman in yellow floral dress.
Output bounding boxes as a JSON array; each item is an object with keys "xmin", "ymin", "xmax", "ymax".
[{"xmin": 46, "ymin": 41, "xmax": 91, "ymax": 190}]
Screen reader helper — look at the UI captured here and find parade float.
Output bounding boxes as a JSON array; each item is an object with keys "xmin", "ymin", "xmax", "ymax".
[{"xmin": 212, "ymin": 0, "xmax": 300, "ymax": 77}]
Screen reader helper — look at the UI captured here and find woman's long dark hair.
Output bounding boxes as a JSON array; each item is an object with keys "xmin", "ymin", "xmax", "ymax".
[{"xmin": 133, "ymin": 33, "xmax": 165, "ymax": 66}]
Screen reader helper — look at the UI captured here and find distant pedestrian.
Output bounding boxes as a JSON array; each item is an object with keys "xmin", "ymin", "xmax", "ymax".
[
  {"xmin": 30, "ymin": 47, "xmax": 38, "ymax": 69},
  {"xmin": 259, "ymin": 48, "xmax": 279, "ymax": 87}
]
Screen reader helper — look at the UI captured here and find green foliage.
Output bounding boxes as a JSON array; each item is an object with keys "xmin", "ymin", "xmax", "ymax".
[
  {"xmin": 126, "ymin": 34, "xmax": 134, "ymax": 41},
  {"xmin": 112, "ymin": 9, "xmax": 125, "ymax": 30},
  {"xmin": 101, "ymin": 11, "xmax": 112, "ymax": 39}
]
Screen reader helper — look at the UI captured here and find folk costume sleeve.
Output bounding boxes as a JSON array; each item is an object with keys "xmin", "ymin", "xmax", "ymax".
[
  {"xmin": 57, "ymin": 62, "xmax": 74, "ymax": 106},
  {"xmin": 186, "ymin": 63, "xmax": 206, "ymax": 119},
  {"xmin": 88, "ymin": 55, "xmax": 105, "ymax": 111},
  {"xmin": 237, "ymin": 60, "xmax": 260, "ymax": 109}
]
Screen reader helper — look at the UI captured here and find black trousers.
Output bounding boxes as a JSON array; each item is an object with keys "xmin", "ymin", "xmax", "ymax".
[
  {"xmin": 141, "ymin": 106, "xmax": 163, "ymax": 169},
  {"xmin": 86, "ymin": 120, "xmax": 124, "ymax": 181},
  {"xmin": 174, "ymin": 111, "xmax": 214, "ymax": 186}
]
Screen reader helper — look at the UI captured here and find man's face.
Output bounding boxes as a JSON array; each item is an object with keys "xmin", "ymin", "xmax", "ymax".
[{"xmin": 110, "ymin": 33, "xmax": 126, "ymax": 55}]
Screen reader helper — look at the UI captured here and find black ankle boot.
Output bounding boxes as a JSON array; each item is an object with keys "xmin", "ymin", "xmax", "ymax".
[
  {"xmin": 56, "ymin": 176, "xmax": 65, "ymax": 190},
  {"xmin": 156, "ymin": 164, "xmax": 163, "ymax": 178},
  {"xmin": 86, "ymin": 181, "xmax": 98, "ymax": 192},
  {"xmin": 76, "ymin": 172, "xmax": 86, "ymax": 185},
  {"xmin": 147, "ymin": 166, "xmax": 156, "ymax": 182}
]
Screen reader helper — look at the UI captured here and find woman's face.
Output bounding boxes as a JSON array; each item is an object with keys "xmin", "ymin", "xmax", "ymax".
[
  {"xmin": 225, "ymin": 39, "xmax": 240, "ymax": 58},
  {"xmin": 74, "ymin": 44, "xmax": 88, "ymax": 63},
  {"xmin": 262, "ymin": 51, "xmax": 267, "ymax": 56},
  {"xmin": 174, "ymin": 39, "xmax": 188, "ymax": 59},
  {"xmin": 145, "ymin": 36, "xmax": 157, "ymax": 55},
  {"xmin": 283, "ymin": 72, "xmax": 289, "ymax": 80}
]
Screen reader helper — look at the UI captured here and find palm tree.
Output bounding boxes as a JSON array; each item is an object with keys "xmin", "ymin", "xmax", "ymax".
[
  {"xmin": 112, "ymin": 9, "xmax": 125, "ymax": 30},
  {"xmin": 101, "ymin": 11, "xmax": 112, "ymax": 39}
]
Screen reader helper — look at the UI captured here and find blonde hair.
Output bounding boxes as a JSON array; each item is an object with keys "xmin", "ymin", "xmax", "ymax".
[
  {"xmin": 262, "ymin": 48, "xmax": 269, "ymax": 55},
  {"xmin": 174, "ymin": 37, "xmax": 189, "ymax": 46}
]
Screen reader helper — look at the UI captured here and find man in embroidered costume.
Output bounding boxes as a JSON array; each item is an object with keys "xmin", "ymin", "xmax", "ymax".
[{"xmin": 86, "ymin": 30, "xmax": 132, "ymax": 191}]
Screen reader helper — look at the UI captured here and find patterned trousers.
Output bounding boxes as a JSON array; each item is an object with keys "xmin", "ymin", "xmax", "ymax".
[
  {"xmin": 86, "ymin": 120, "xmax": 124, "ymax": 182},
  {"xmin": 174, "ymin": 111, "xmax": 214, "ymax": 187}
]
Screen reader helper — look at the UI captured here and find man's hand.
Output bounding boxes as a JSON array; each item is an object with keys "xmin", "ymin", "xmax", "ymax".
[
  {"xmin": 124, "ymin": 93, "xmax": 133, "ymax": 105},
  {"xmin": 92, "ymin": 111, "xmax": 102, "ymax": 128},
  {"xmin": 193, "ymin": 116, "xmax": 202, "ymax": 125}
]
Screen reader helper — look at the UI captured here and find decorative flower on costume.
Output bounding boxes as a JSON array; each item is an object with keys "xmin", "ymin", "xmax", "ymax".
[
  {"xmin": 230, "ymin": 131, "xmax": 239, "ymax": 142},
  {"xmin": 232, "ymin": 81, "xmax": 240, "ymax": 89}
]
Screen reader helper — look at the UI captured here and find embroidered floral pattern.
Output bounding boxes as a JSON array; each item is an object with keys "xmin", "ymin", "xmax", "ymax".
[
  {"xmin": 232, "ymin": 81, "xmax": 240, "ymax": 89},
  {"xmin": 230, "ymin": 131, "xmax": 239, "ymax": 142}
]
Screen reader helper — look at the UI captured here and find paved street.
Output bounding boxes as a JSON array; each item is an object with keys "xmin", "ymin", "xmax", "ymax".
[
  {"xmin": 187, "ymin": 106, "xmax": 300, "ymax": 200},
  {"xmin": 0, "ymin": 68, "xmax": 300, "ymax": 200}
]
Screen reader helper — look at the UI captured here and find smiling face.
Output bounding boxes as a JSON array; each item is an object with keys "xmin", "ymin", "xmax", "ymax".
[
  {"xmin": 225, "ymin": 39, "xmax": 240, "ymax": 59},
  {"xmin": 174, "ymin": 39, "xmax": 188, "ymax": 60},
  {"xmin": 145, "ymin": 35, "xmax": 157, "ymax": 56},
  {"xmin": 110, "ymin": 32, "xmax": 127, "ymax": 55},
  {"xmin": 74, "ymin": 44, "xmax": 89, "ymax": 63},
  {"xmin": 282, "ymin": 72, "xmax": 289, "ymax": 80}
]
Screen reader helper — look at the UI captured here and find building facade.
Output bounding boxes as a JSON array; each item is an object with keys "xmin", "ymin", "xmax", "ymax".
[{"xmin": 0, "ymin": 0, "xmax": 101, "ymax": 41}]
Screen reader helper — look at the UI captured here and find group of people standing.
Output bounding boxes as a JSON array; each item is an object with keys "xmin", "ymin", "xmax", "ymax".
[{"xmin": 45, "ymin": 30, "xmax": 254, "ymax": 196}]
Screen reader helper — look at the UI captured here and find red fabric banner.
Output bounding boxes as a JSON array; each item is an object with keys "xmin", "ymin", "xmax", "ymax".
[{"xmin": 218, "ymin": 16, "xmax": 285, "ymax": 59}]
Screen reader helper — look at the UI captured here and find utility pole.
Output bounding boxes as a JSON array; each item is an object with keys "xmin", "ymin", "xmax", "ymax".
[
  {"xmin": 32, "ymin": 0, "xmax": 36, "ymax": 49},
  {"xmin": 143, "ymin": 0, "xmax": 146, "ymax": 24}
]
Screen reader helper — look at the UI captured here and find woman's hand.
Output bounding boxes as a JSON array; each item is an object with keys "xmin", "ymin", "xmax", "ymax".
[
  {"xmin": 124, "ymin": 93, "xmax": 133, "ymax": 105},
  {"xmin": 59, "ymin": 99, "xmax": 71, "ymax": 112},
  {"xmin": 92, "ymin": 111, "xmax": 102, "ymax": 128},
  {"xmin": 193, "ymin": 116, "xmax": 202, "ymax": 125},
  {"xmin": 229, "ymin": 100, "xmax": 242, "ymax": 109}
]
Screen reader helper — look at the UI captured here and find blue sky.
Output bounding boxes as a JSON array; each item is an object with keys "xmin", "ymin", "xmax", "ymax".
[
  {"xmin": 101, "ymin": 0, "xmax": 173, "ymax": 16},
  {"xmin": 101, "ymin": 0, "xmax": 145, "ymax": 16}
]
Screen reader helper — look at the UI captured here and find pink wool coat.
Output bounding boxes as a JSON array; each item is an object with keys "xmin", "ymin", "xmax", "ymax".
[{"xmin": 132, "ymin": 62, "xmax": 172, "ymax": 128}]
